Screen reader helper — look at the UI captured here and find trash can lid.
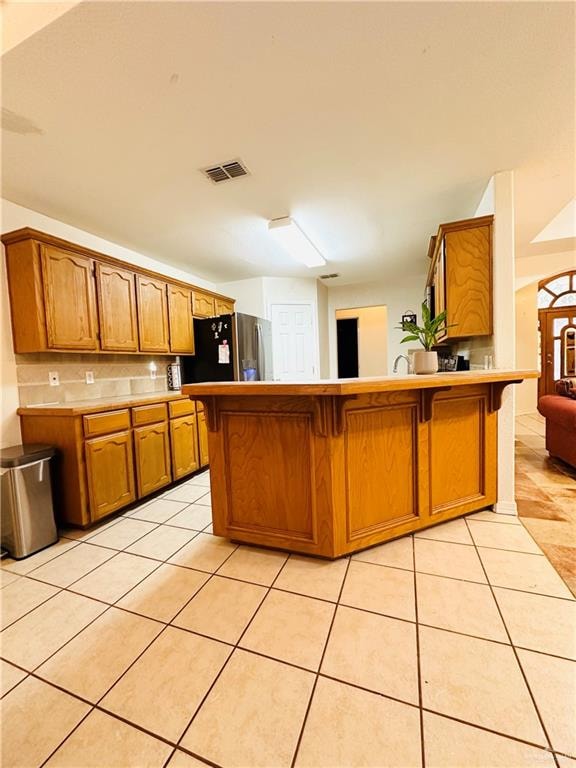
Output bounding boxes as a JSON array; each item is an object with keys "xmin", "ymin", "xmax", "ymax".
[{"xmin": 0, "ymin": 444, "xmax": 56, "ymax": 468}]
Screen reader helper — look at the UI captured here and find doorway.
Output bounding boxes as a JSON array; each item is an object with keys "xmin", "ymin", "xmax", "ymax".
[
  {"xmin": 270, "ymin": 303, "xmax": 315, "ymax": 381},
  {"xmin": 337, "ymin": 318, "xmax": 359, "ymax": 378},
  {"xmin": 538, "ymin": 271, "xmax": 576, "ymax": 397},
  {"xmin": 335, "ymin": 305, "xmax": 387, "ymax": 378}
]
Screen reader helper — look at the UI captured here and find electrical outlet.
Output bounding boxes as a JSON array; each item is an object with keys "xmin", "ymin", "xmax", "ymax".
[
  {"xmin": 48, "ymin": 371, "xmax": 59, "ymax": 387},
  {"xmin": 85, "ymin": 371, "xmax": 95, "ymax": 384},
  {"xmin": 149, "ymin": 362, "xmax": 157, "ymax": 380}
]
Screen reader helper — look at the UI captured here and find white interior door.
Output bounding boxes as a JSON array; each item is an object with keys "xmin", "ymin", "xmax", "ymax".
[{"xmin": 270, "ymin": 303, "xmax": 315, "ymax": 381}]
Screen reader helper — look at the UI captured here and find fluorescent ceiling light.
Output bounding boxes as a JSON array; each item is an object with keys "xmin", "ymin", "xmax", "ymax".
[{"xmin": 268, "ymin": 217, "xmax": 326, "ymax": 268}]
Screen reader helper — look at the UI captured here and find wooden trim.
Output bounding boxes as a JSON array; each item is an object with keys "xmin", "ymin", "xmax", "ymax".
[
  {"xmin": 1, "ymin": 227, "xmax": 235, "ymax": 303},
  {"xmin": 538, "ymin": 270, "xmax": 575, "ymax": 293},
  {"xmin": 194, "ymin": 396, "xmax": 219, "ymax": 431},
  {"xmin": 488, "ymin": 380, "xmax": 522, "ymax": 412},
  {"xmin": 332, "ymin": 395, "xmax": 358, "ymax": 435},
  {"xmin": 420, "ymin": 387, "xmax": 451, "ymax": 422}
]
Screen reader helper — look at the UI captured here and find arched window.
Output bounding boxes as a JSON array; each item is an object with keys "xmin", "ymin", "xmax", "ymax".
[
  {"xmin": 538, "ymin": 271, "xmax": 576, "ymax": 308},
  {"xmin": 538, "ymin": 270, "xmax": 576, "ymax": 397}
]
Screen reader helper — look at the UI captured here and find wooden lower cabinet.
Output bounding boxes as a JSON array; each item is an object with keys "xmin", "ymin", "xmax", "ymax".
[
  {"xmin": 85, "ymin": 431, "xmax": 136, "ymax": 521},
  {"xmin": 134, "ymin": 421, "xmax": 172, "ymax": 497},
  {"xmin": 18, "ymin": 396, "xmax": 208, "ymax": 528},
  {"xmin": 197, "ymin": 411, "xmax": 209, "ymax": 467},
  {"xmin": 170, "ymin": 415, "xmax": 200, "ymax": 479}
]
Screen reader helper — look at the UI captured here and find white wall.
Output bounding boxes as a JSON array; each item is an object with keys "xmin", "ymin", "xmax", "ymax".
[
  {"xmin": 481, "ymin": 171, "xmax": 518, "ymax": 515},
  {"xmin": 316, "ymin": 280, "xmax": 330, "ymax": 378},
  {"xmin": 515, "ymin": 249, "xmax": 576, "ymax": 290},
  {"xmin": 1, "ymin": 199, "xmax": 217, "ymax": 290},
  {"xmin": 327, "ymin": 275, "xmax": 426, "ymax": 377},
  {"xmin": 216, "ymin": 277, "xmax": 267, "ymax": 318},
  {"xmin": 1, "ymin": 250, "xmax": 20, "ymax": 447},
  {"xmin": 0, "ymin": 199, "xmax": 218, "ymax": 448},
  {"xmin": 515, "ymin": 282, "xmax": 539, "ymax": 415},
  {"xmin": 336, "ymin": 306, "xmax": 388, "ymax": 377}
]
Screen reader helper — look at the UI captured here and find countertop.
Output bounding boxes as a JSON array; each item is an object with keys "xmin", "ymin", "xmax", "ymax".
[
  {"xmin": 17, "ymin": 390, "xmax": 189, "ymax": 417},
  {"xmin": 182, "ymin": 369, "xmax": 539, "ymax": 397}
]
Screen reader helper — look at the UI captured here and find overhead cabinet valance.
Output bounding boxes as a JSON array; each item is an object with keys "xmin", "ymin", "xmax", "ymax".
[{"xmin": 1, "ymin": 228, "xmax": 234, "ymax": 354}]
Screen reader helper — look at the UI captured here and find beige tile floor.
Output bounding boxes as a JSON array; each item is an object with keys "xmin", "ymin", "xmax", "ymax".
[{"xmin": 1, "ymin": 461, "xmax": 575, "ymax": 768}]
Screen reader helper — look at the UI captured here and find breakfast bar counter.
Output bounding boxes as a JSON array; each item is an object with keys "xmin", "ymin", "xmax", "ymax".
[{"xmin": 183, "ymin": 370, "xmax": 537, "ymax": 558}]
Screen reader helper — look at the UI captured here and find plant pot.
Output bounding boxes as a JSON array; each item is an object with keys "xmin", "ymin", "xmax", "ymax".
[{"xmin": 412, "ymin": 350, "xmax": 438, "ymax": 375}]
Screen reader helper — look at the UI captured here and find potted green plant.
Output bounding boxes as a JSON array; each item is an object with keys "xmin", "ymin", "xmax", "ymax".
[{"xmin": 397, "ymin": 302, "xmax": 450, "ymax": 374}]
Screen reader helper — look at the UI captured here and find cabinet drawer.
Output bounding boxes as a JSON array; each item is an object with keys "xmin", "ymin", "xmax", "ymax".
[
  {"xmin": 83, "ymin": 409, "xmax": 130, "ymax": 438},
  {"xmin": 132, "ymin": 402, "xmax": 167, "ymax": 426},
  {"xmin": 169, "ymin": 399, "xmax": 196, "ymax": 418},
  {"xmin": 192, "ymin": 291, "xmax": 215, "ymax": 318}
]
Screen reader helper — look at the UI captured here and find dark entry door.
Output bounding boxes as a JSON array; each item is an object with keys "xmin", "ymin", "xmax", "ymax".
[
  {"xmin": 540, "ymin": 307, "xmax": 576, "ymax": 397},
  {"xmin": 337, "ymin": 318, "xmax": 359, "ymax": 378}
]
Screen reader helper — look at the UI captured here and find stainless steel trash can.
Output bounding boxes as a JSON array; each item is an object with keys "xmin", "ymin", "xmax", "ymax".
[{"xmin": 1, "ymin": 444, "xmax": 58, "ymax": 559}]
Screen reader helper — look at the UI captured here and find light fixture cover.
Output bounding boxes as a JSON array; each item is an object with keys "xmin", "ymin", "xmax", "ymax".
[{"xmin": 268, "ymin": 217, "xmax": 326, "ymax": 268}]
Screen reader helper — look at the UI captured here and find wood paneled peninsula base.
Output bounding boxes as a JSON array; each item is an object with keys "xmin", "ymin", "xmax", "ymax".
[{"xmin": 183, "ymin": 370, "xmax": 537, "ymax": 559}]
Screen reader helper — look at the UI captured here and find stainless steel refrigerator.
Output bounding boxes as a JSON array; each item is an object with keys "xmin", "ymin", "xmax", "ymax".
[{"xmin": 181, "ymin": 313, "xmax": 273, "ymax": 383}]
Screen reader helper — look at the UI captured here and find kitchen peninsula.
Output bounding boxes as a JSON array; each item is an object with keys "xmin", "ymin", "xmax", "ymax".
[{"xmin": 183, "ymin": 370, "xmax": 537, "ymax": 558}]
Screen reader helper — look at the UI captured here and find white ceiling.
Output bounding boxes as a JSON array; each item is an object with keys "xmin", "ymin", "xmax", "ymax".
[{"xmin": 2, "ymin": 1, "xmax": 574, "ymax": 285}]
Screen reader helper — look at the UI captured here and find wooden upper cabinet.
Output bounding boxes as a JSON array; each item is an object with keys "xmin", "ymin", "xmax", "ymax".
[
  {"xmin": 215, "ymin": 298, "xmax": 235, "ymax": 316},
  {"xmin": 136, "ymin": 275, "xmax": 169, "ymax": 352},
  {"xmin": 192, "ymin": 290, "xmax": 216, "ymax": 318},
  {"xmin": 41, "ymin": 245, "xmax": 99, "ymax": 350},
  {"xmin": 427, "ymin": 216, "xmax": 492, "ymax": 341},
  {"xmin": 168, "ymin": 284, "xmax": 195, "ymax": 353},
  {"xmin": 2, "ymin": 229, "xmax": 235, "ymax": 355},
  {"xmin": 96, "ymin": 263, "xmax": 138, "ymax": 351},
  {"xmin": 444, "ymin": 224, "xmax": 492, "ymax": 338}
]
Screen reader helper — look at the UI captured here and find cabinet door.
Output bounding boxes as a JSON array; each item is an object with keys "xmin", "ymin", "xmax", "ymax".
[
  {"xmin": 85, "ymin": 431, "xmax": 135, "ymax": 520},
  {"xmin": 215, "ymin": 298, "xmax": 235, "ymax": 315},
  {"xmin": 168, "ymin": 284, "xmax": 195, "ymax": 353},
  {"xmin": 170, "ymin": 415, "xmax": 200, "ymax": 479},
  {"xmin": 134, "ymin": 421, "xmax": 172, "ymax": 497},
  {"xmin": 445, "ymin": 225, "xmax": 492, "ymax": 338},
  {"xmin": 96, "ymin": 263, "xmax": 138, "ymax": 351},
  {"xmin": 137, "ymin": 275, "xmax": 169, "ymax": 352},
  {"xmin": 192, "ymin": 291, "xmax": 216, "ymax": 318},
  {"xmin": 197, "ymin": 411, "xmax": 209, "ymax": 467},
  {"xmin": 41, "ymin": 245, "xmax": 98, "ymax": 350}
]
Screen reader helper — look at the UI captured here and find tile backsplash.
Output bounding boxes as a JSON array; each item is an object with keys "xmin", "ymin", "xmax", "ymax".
[{"xmin": 16, "ymin": 353, "xmax": 178, "ymax": 406}]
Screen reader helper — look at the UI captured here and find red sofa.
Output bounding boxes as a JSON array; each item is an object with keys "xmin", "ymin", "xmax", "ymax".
[{"xmin": 538, "ymin": 394, "xmax": 576, "ymax": 469}]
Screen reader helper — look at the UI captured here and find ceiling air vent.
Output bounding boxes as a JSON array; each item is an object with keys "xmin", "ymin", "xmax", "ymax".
[
  {"xmin": 319, "ymin": 273, "xmax": 340, "ymax": 280},
  {"xmin": 201, "ymin": 159, "xmax": 250, "ymax": 184}
]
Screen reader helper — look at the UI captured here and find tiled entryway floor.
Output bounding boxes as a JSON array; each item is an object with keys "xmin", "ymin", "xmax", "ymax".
[
  {"xmin": 2, "ymin": 466, "xmax": 575, "ymax": 767},
  {"xmin": 516, "ymin": 412, "xmax": 576, "ymax": 594}
]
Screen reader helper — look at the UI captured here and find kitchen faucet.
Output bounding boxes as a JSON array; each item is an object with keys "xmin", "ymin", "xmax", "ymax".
[{"xmin": 393, "ymin": 354, "xmax": 411, "ymax": 374}]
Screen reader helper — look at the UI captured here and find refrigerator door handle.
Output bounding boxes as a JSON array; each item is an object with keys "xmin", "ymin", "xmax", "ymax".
[{"xmin": 255, "ymin": 322, "xmax": 264, "ymax": 380}]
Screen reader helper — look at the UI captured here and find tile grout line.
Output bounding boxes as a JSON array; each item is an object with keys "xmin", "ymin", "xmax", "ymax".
[
  {"xmin": 5, "ymin": 541, "xmax": 570, "ymax": 765},
  {"xmin": 163, "ymin": 548, "xmax": 295, "ymax": 767},
  {"xmin": 463, "ymin": 517, "xmax": 561, "ymax": 768},
  {"xmin": 33, "ymin": 543, "xmax": 226, "ymax": 768},
  {"xmin": 8, "ymin": 647, "xmax": 566, "ymax": 766},
  {"xmin": 7, "ymin": 551, "xmax": 575, "ymax": 664},
  {"xmin": 289, "ymin": 556, "xmax": 352, "ymax": 768},
  {"xmin": 412, "ymin": 533, "xmax": 426, "ymax": 768}
]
